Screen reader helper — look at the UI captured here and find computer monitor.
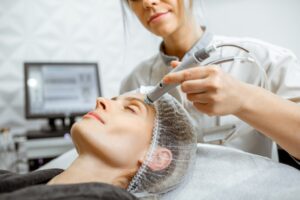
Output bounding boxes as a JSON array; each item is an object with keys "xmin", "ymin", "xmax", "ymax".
[{"xmin": 24, "ymin": 62, "xmax": 101, "ymax": 130}]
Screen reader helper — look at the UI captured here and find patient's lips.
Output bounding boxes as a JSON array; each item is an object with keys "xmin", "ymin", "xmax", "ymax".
[{"xmin": 83, "ymin": 111, "xmax": 105, "ymax": 124}]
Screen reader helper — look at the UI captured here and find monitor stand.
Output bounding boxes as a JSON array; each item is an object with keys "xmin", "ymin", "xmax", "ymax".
[
  {"xmin": 46, "ymin": 117, "xmax": 75, "ymax": 132},
  {"xmin": 26, "ymin": 117, "xmax": 75, "ymax": 139}
]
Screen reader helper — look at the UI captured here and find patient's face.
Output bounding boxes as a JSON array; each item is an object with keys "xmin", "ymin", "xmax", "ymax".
[{"xmin": 71, "ymin": 93, "xmax": 155, "ymax": 169}]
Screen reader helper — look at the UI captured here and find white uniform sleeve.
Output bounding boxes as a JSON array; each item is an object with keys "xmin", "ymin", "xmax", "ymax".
[
  {"xmin": 264, "ymin": 46, "xmax": 300, "ymax": 99},
  {"xmin": 229, "ymin": 38, "xmax": 300, "ymax": 100}
]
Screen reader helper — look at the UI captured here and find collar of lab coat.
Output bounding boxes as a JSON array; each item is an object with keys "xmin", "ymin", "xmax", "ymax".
[{"xmin": 159, "ymin": 26, "xmax": 214, "ymax": 66}]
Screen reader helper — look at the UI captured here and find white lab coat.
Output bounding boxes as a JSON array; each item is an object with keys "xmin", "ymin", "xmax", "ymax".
[{"xmin": 120, "ymin": 31, "xmax": 300, "ymax": 158}]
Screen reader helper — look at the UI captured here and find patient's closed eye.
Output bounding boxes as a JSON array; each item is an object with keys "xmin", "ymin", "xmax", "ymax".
[
  {"xmin": 124, "ymin": 104, "xmax": 139, "ymax": 114},
  {"xmin": 111, "ymin": 96, "xmax": 145, "ymax": 114}
]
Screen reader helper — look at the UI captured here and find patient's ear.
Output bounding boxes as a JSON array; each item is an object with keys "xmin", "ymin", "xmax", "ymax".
[{"xmin": 145, "ymin": 147, "xmax": 172, "ymax": 171}]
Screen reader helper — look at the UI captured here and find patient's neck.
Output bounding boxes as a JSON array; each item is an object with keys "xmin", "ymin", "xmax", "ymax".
[{"xmin": 47, "ymin": 154, "xmax": 130, "ymax": 188}]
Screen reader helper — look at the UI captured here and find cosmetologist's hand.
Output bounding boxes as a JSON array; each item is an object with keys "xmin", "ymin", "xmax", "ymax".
[{"xmin": 163, "ymin": 61, "xmax": 248, "ymax": 116}]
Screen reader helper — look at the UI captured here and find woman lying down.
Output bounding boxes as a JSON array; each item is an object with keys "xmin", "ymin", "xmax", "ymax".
[{"xmin": 0, "ymin": 90, "xmax": 197, "ymax": 200}]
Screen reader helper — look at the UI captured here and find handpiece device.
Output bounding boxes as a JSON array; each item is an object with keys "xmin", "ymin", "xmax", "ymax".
[
  {"xmin": 144, "ymin": 47, "xmax": 213, "ymax": 104},
  {"xmin": 144, "ymin": 44, "xmax": 253, "ymax": 105}
]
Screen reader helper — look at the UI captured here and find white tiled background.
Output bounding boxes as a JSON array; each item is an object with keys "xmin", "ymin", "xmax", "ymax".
[{"xmin": 0, "ymin": 0, "xmax": 299, "ymax": 130}]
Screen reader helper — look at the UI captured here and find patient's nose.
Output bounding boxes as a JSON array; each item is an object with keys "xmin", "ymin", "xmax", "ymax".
[{"xmin": 96, "ymin": 98, "xmax": 108, "ymax": 111}]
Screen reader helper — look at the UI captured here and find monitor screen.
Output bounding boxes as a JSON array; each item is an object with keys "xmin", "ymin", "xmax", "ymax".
[{"xmin": 24, "ymin": 62, "xmax": 101, "ymax": 119}]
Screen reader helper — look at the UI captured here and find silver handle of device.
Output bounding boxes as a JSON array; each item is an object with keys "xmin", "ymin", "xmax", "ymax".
[
  {"xmin": 144, "ymin": 44, "xmax": 253, "ymax": 104},
  {"xmin": 145, "ymin": 55, "xmax": 201, "ymax": 104}
]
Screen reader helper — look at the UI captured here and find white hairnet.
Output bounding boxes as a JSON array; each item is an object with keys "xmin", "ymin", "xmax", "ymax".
[{"xmin": 127, "ymin": 87, "xmax": 197, "ymax": 196}]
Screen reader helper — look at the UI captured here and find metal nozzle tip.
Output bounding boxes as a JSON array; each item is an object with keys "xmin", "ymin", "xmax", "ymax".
[{"xmin": 144, "ymin": 96, "xmax": 153, "ymax": 105}]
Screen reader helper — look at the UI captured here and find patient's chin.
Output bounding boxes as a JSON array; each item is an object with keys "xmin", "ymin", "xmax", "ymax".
[
  {"xmin": 70, "ymin": 121, "xmax": 107, "ymax": 155},
  {"xmin": 70, "ymin": 121, "xmax": 86, "ymax": 139},
  {"xmin": 70, "ymin": 122, "xmax": 94, "ymax": 149},
  {"xmin": 70, "ymin": 122, "xmax": 85, "ymax": 148},
  {"xmin": 71, "ymin": 120, "xmax": 99, "ymax": 137}
]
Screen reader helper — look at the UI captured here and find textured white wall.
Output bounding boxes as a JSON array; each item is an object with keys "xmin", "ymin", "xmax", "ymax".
[
  {"xmin": 0, "ymin": 0, "xmax": 159, "ymax": 129},
  {"xmin": 0, "ymin": 0, "xmax": 299, "ymax": 129}
]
